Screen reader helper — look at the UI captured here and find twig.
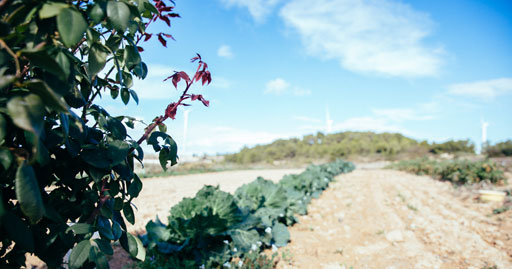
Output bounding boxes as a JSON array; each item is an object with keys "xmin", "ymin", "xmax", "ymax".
[{"xmin": 0, "ymin": 39, "xmax": 20, "ymax": 77}]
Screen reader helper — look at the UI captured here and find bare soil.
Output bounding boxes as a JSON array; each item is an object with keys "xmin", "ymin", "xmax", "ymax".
[{"xmin": 275, "ymin": 169, "xmax": 512, "ymax": 269}]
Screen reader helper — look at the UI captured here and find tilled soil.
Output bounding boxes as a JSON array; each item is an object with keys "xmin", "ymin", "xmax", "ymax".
[{"xmin": 275, "ymin": 169, "xmax": 512, "ymax": 269}]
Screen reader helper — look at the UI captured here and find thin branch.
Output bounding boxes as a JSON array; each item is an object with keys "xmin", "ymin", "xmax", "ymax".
[{"xmin": 0, "ymin": 39, "xmax": 20, "ymax": 77}]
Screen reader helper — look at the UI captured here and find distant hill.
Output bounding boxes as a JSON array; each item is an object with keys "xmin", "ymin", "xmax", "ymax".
[{"xmin": 224, "ymin": 131, "xmax": 475, "ymax": 164}]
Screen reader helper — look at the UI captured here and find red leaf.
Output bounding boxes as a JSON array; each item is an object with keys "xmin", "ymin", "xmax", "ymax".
[
  {"xmin": 162, "ymin": 33, "xmax": 175, "ymax": 41},
  {"xmin": 201, "ymin": 73, "xmax": 208, "ymax": 86},
  {"xmin": 201, "ymin": 99, "xmax": 210, "ymax": 107},
  {"xmin": 160, "ymin": 6, "xmax": 174, "ymax": 12},
  {"xmin": 169, "ymin": 13, "xmax": 180, "ymax": 18},
  {"xmin": 165, "ymin": 103, "xmax": 177, "ymax": 119},
  {"xmin": 158, "ymin": 34, "xmax": 167, "ymax": 47},
  {"xmin": 144, "ymin": 33, "xmax": 152, "ymax": 41},
  {"xmin": 191, "ymin": 53, "xmax": 201, "ymax": 62},
  {"xmin": 206, "ymin": 71, "xmax": 212, "ymax": 85},
  {"xmin": 137, "ymin": 46, "xmax": 144, "ymax": 52},
  {"xmin": 178, "ymin": 71, "xmax": 190, "ymax": 82},
  {"xmin": 171, "ymin": 74, "xmax": 179, "ymax": 89},
  {"xmin": 159, "ymin": 15, "xmax": 171, "ymax": 26}
]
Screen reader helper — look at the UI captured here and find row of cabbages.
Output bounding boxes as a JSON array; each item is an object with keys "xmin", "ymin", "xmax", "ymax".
[{"xmin": 139, "ymin": 160, "xmax": 355, "ymax": 268}]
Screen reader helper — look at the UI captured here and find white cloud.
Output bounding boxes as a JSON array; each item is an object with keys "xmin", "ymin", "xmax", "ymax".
[
  {"xmin": 185, "ymin": 125, "xmax": 291, "ymax": 154},
  {"xmin": 372, "ymin": 108, "xmax": 434, "ymax": 122},
  {"xmin": 292, "ymin": 87, "xmax": 311, "ymax": 96},
  {"xmin": 264, "ymin": 78, "xmax": 311, "ymax": 96},
  {"xmin": 280, "ymin": 0, "xmax": 443, "ymax": 77},
  {"xmin": 133, "ymin": 64, "xmax": 182, "ymax": 99},
  {"xmin": 221, "ymin": 0, "xmax": 282, "ymax": 21},
  {"xmin": 447, "ymin": 78, "xmax": 512, "ymax": 100},
  {"xmin": 210, "ymin": 76, "xmax": 232, "ymax": 89},
  {"xmin": 333, "ymin": 116, "xmax": 415, "ymax": 136},
  {"xmin": 217, "ymin": 45, "xmax": 234, "ymax": 59},
  {"xmin": 264, "ymin": 78, "xmax": 290, "ymax": 95}
]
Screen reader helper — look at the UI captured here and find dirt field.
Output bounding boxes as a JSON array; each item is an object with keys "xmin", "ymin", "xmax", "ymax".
[
  {"xmin": 275, "ymin": 169, "xmax": 512, "ymax": 269},
  {"xmin": 28, "ymin": 166, "xmax": 512, "ymax": 268}
]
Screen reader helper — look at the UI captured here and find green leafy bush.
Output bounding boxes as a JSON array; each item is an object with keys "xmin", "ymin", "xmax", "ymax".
[
  {"xmin": 140, "ymin": 160, "xmax": 355, "ymax": 268},
  {"xmin": 389, "ymin": 158, "xmax": 505, "ymax": 184},
  {"xmin": 0, "ymin": 1, "xmax": 211, "ymax": 268}
]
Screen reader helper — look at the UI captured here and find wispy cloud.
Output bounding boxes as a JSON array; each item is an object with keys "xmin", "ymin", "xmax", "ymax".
[
  {"xmin": 447, "ymin": 78, "xmax": 512, "ymax": 100},
  {"xmin": 221, "ymin": 0, "xmax": 282, "ymax": 22},
  {"xmin": 333, "ymin": 116, "xmax": 415, "ymax": 136},
  {"xmin": 372, "ymin": 108, "xmax": 434, "ymax": 122},
  {"xmin": 217, "ymin": 45, "xmax": 235, "ymax": 59},
  {"xmin": 280, "ymin": 0, "xmax": 443, "ymax": 77},
  {"xmin": 264, "ymin": 78, "xmax": 311, "ymax": 96},
  {"xmin": 185, "ymin": 125, "xmax": 292, "ymax": 154},
  {"xmin": 133, "ymin": 64, "xmax": 182, "ymax": 99},
  {"xmin": 264, "ymin": 78, "xmax": 290, "ymax": 95}
]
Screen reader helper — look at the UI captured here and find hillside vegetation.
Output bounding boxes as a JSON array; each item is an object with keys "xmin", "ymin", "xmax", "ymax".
[
  {"xmin": 225, "ymin": 131, "xmax": 475, "ymax": 164},
  {"xmin": 484, "ymin": 140, "xmax": 512, "ymax": 157}
]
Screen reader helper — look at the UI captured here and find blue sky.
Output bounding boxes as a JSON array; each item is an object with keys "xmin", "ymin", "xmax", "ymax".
[{"xmin": 98, "ymin": 0, "xmax": 512, "ymax": 155}]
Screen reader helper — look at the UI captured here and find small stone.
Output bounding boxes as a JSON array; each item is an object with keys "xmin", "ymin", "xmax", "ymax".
[{"xmin": 385, "ymin": 230, "xmax": 404, "ymax": 242}]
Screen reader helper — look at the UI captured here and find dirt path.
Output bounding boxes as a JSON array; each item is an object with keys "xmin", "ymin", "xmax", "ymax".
[{"xmin": 276, "ymin": 169, "xmax": 512, "ymax": 269}]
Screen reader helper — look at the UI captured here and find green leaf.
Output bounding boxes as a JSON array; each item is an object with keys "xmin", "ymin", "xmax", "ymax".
[
  {"xmin": 89, "ymin": 2, "xmax": 106, "ymax": 24},
  {"xmin": 112, "ymin": 220, "xmax": 123, "ymax": 240},
  {"xmin": 96, "ymin": 216, "xmax": 114, "ymax": 240},
  {"xmin": 82, "ymin": 149, "xmax": 110, "ymax": 169},
  {"xmin": 89, "ymin": 247, "xmax": 109, "ymax": 269},
  {"xmin": 21, "ymin": 49, "xmax": 66, "ymax": 80},
  {"xmin": 1, "ymin": 211, "xmax": 35, "ymax": 252},
  {"xmin": 110, "ymin": 87, "xmax": 119, "ymax": 99},
  {"xmin": 124, "ymin": 45, "xmax": 141, "ymax": 68},
  {"xmin": 39, "ymin": 2, "xmax": 68, "ymax": 19},
  {"xmin": 67, "ymin": 223, "xmax": 94, "ymax": 234},
  {"xmin": 121, "ymin": 88, "xmax": 130, "ymax": 105},
  {"xmin": 0, "ymin": 148, "xmax": 13, "ymax": 170},
  {"xmin": 106, "ymin": 116, "xmax": 127, "ymax": 140},
  {"xmin": 107, "ymin": 1, "xmax": 131, "ymax": 32},
  {"xmin": 0, "ymin": 113, "xmax": 6, "ymax": 142},
  {"xmin": 126, "ymin": 233, "xmax": 145, "ymax": 261},
  {"xmin": 128, "ymin": 174, "xmax": 143, "ymax": 198},
  {"xmin": 123, "ymin": 202, "xmax": 135, "ymax": 225},
  {"xmin": 93, "ymin": 238, "xmax": 114, "ymax": 255},
  {"xmin": 107, "ymin": 140, "xmax": 130, "ymax": 166},
  {"xmin": 57, "ymin": 7, "xmax": 87, "ymax": 48},
  {"xmin": 158, "ymin": 123, "xmax": 167, "ymax": 133},
  {"xmin": 7, "ymin": 94, "xmax": 45, "ymax": 135},
  {"xmin": 15, "ymin": 161, "xmax": 45, "ymax": 224},
  {"xmin": 230, "ymin": 229, "xmax": 260, "ymax": 252},
  {"xmin": 24, "ymin": 80, "xmax": 68, "ymax": 112},
  {"xmin": 133, "ymin": 61, "xmax": 148, "ymax": 79},
  {"xmin": 88, "ymin": 43, "xmax": 108, "ymax": 78},
  {"xmin": 129, "ymin": 89, "xmax": 138, "ymax": 105},
  {"xmin": 145, "ymin": 219, "xmax": 171, "ymax": 242},
  {"xmin": 0, "ymin": 74, "xmax": 16, "ymax": 90},
  {"xmin": 69, "ymin": 240, "xmax": 91, "ymax": 269},
  {"xmin": 272, "ymin": 222, "xmax": 290, "ymax": 247}
]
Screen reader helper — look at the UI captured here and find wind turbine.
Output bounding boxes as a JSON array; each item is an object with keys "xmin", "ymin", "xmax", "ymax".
[
  {"xmin": 325, "ymin": 105, "xmax": 333, "ymax": 133},
  {"xmin": 481, "ymin": 118, "xmax": 489, "ymax": 153}
]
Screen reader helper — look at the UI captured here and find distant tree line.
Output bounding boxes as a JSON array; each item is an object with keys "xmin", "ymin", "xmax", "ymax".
[
  {"xmin": 224, "ymin": 131, "xmax": 477, "ymax": 164},
  {"xmin": 484, "ymin": 140, "xmax": 512, "ymax": 157}
]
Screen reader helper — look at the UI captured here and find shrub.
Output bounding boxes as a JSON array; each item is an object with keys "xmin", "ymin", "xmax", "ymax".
[
  {"xmin": 484, "ymin": 140, "xmax": 512, "ymax": 157},
  {"xmin": 0, "ymin": 1, "xmax": 211, "ymax": 267},
  {"xmin": 388, "ymin": 158, "xmax": 505, "ymax": 184}
]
